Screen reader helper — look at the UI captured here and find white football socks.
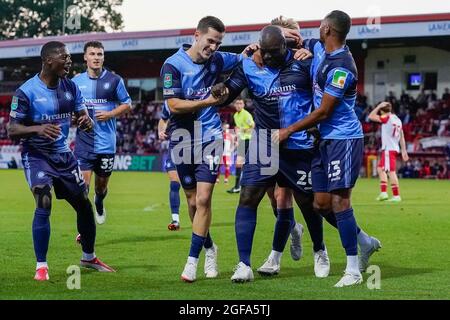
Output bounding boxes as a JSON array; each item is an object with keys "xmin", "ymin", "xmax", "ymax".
[
  {"xmin": 269, "ymin": 250, "xmax": 282, "ymax": 265},
  {"xmin": 82, "ymin": 252, "xmax": 96, "ymax": 261},
  {"xmin": 36, "ymin": 262, "xmax": 48, "ymax": 270},
  {"xmin": 346, "ymin": 255, "xmax": 360, "ymax": 274},
  {"xmin": 187, "ymin": 256, "xmax": 199, "ymax": 265}
]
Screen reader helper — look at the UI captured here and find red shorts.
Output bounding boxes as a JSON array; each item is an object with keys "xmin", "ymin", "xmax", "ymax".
[
  {"xmin": 222, "ymin": 155, "xmax": 231, "ymax": 166},
  {"xmin": 378, "ymin": 150, "xmax": 397, "ymax": 172}
]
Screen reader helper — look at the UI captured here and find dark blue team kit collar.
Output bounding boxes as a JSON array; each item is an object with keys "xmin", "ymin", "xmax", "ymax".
[
  {"xmin": 35, "ymin": 73, "xmax": 59, "ymax": 90},
  {"xmin": 87, "ymin": 68, "xmax": 107, "ymax": 80},
  {"xmin": 180, "ymin": 44, "xmax": 215, "ymax": 65},
  {"xmin": 326, "ymin": 45, "xmax": 349, "ymax": 56}
]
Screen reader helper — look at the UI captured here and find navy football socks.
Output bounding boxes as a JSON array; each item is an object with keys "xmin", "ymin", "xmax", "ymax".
[
  {"xmin": 301, "ymin": 204, "xmax": 326, "ymax": 252},
  {"xmin": 272, "ymin": 208, "xmax": 294, "ymax": 252},
  {"xmin": 189, "ymin": 233, "xmax": 206, "ymax": 259},
  {"xmin": 169, "ymin": 181, "xmax": 180, "ymax": 215},
  {"xmin": 335, "ymin": 208, "xmax": 358, "ymax": 256},
  {"xmin": 32, "ymin": 208, "xmax": 51, "ymax": 262},
  {"xmin": 235, "ymin": 206, "xmax": 257, "ymax": 266},
  {"xmin": 95, "ymin": 189, "xmax": 107, "ymax": 215},
  {"xmin": 204, "ymin": 232, "xmax": 214, "ymax": 249}
]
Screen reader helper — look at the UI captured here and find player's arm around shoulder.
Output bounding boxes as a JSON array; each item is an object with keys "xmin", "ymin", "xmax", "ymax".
[
  {"xmin": 160, "ymin": 61, "xmax": 223, "ymax": 114},
  {"xmin": 166, "ymin": 88, "xmax": 229, "ymax": 114}
]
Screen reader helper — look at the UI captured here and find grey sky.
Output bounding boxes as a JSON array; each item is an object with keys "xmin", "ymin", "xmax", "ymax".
[{"xmin": 118, "ymin": 0, "xmax": 450, "ymax": 31}]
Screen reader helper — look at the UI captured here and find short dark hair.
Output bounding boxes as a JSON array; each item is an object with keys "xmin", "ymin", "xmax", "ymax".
[
  {"xmin": 260, "ymin": 25, "xmax": 285, "ymax": 46},
  {"xmin": 197, "ymin": 16, "xmax": 225, "ymax": 33},
  {"xmin": 326, "ymin": 10, "xmax": 351, "ymax": 40},
  {"xmin": 84, "ymin": 41, "xmax": 104, "ymax": 53},
  {"xmin": 40, "ymin": 41, "xmax": 66, "ymax": 60}
]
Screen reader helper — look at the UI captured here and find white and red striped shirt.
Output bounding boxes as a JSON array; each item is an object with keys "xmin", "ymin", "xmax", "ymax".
[
  {"xmin": 380, "ymin": 114, "xmax": 402, "ymax": 153},
  {"xmin": 223, "ymin": 131, "xmax": 233, "ymax": 157}
]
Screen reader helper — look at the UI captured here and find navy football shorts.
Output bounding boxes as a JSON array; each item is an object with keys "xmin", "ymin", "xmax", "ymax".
[
  {"xmin": 164, "ymin": 149, "xmax": 176, "ymax": 172},
  {"xmin": 75, "ymin": 151, "xmax": 115, "ymax": 178},
  {"xmin": 22, "ymin": 151, "xmax": 86, "ymax": 199},
  {"xmin": 311, "ymin": 138, "xmax": 364, "ymax": 193},
  {"xmin": 240, "ymin": 145, "xmax": 314, "ymax": 195},
  {"xmin": 171, "ymin": 139, "xmax": 223, "ymax": 190}
]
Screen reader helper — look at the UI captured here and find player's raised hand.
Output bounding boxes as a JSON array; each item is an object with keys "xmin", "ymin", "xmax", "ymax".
[
  {"xmin": 281, "ymin": 28, "xmax": 302, "ymax": 47},
  {"xmin": 293, "ymin": 48, "xmax": 313, "ymax": 61},
  {"xmin": 37, "ymin": 123, "xmax": 61, "ymax": 140},
  {"xmin": 375, "ymin": 101, "xmax": 389, "ymax": 110},
  {"xmin": 77, "ymin": 114, "xmax": 94, "ymax": 132},
  {"xmin": 95, "ymin": 110, "xmax": 112, "ymax": 122},
  {"xmin": 242, "ymin": 43, "xmax": 260, "ymax": 57},
  {"xmin": 252, "ymin": 50, "xmax": 264, "ymax": 68}
]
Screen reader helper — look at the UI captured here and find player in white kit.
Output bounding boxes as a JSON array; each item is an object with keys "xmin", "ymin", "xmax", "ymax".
[
  {"xmin": 217, "ymin": 123, "xmax": 233, "ymax": 184},
  {"xmin": 369, "ymin": 102, "xmax": 409, "ymax": 202}
]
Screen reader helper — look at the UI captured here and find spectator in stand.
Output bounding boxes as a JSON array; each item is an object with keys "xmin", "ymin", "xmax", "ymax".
[
  {"xmin": 442, "ymin": 88, "xmax": 450, "ymax": 101},
  {"xmin": 399, "ymin": 161, "xmax": 415, "ymax": 178},
  {"xmin": 386, "ymin": 91, "xmax": 399, "ymax": 113},
  {"xmin": 8, "ymin": 156, "xmax": 18, "ymax": 169},
  {"xmin": 437, "ymin": 119, "xmax": 447, "ymax": 136},
  {"xmin": 400, "ymin": 90, "xmax": 409, "ymax": 104},
  {"xmin": 402, "ymin": 109, "xmax": 412, "ymax": 125},
  {"xmin": 413, "ymin": 158, "xmax": 422, "ymax": 173},
  {"xmin": 446, "ymin": 143, "xmax": 450, "ymax": 178},
  {"xmin": 431, "ymin": 162, "xmax": 444, "ymax": 178},
  {"xmin": 0, "ymin": 125, "xmax": 7, "ymax": 139},
  {"xmin": 427, "ymin": 90, "xmax": 437, "ymax": 102},
  {"xmin": 154, "ymin": 105, "xmax": 163, "ymax": 120},
  {"xmin": 416, "ymin": 89, "xmax": 427, "ymax": 105},
  {"xmin": 420, "ymin": 160, "xmax": 431, "ymax": 178}
]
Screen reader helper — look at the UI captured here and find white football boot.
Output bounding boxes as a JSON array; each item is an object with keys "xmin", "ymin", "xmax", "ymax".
[
  {"xmin": 231, "ymin": 262, "xmax": 254, "ymax": 283},
  {"xmin": 314, "ymin": 248, "xmax": 330, "ymax": 278},
  {"xmin": 204, "ymin": 243, "xmax": 219, "ymax": 278}
]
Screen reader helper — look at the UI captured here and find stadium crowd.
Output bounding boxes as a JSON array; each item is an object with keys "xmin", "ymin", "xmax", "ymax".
[{"xmin": 1, "ymin": 89, "xmax": 449, "ymax": 178}]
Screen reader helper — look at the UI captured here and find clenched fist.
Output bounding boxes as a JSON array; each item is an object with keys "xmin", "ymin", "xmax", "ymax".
[{"xmin": 211, "ymin": 83, "xmax": 228, "ymax": 99}]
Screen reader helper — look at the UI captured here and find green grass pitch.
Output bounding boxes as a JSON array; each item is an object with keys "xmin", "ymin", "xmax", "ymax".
[{"xmin": 1, "ymin": 169, "xmax": 449, "ymax": 300}]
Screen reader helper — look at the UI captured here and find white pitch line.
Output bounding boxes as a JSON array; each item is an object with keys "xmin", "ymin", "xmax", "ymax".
[{"xmin": 143, "ymin": 203, "xmax": 161, "ymax": 212}]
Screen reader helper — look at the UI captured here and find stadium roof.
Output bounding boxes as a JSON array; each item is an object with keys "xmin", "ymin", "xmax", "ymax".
[{"xmin": 0, "ymin": 13, "xmax": 449, "ymax": 59}]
